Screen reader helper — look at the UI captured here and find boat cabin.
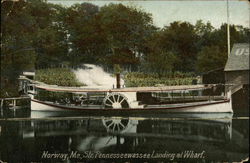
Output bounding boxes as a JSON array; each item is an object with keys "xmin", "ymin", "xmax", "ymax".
[{"xmin": 18, "ymin": 71, "xmax": 36, "ymax": 95}]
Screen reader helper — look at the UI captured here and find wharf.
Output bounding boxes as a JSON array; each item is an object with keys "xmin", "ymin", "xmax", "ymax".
[{"xmin": 0, "ymin": 96, "xmax": 31, "ymax": 110}]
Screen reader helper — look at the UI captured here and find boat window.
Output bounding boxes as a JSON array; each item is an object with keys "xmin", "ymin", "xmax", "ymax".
[{"xmin": 29, "ymin": 86, "xmax": 33, "ymax": 91}]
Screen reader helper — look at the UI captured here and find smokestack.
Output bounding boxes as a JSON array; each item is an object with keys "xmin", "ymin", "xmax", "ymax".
[{"xmin": 116, "ymin": 73, "xmax": 121, "ymax": 88}]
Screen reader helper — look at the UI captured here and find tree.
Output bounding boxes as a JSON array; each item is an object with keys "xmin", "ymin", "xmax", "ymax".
[
  {"xmin": 160, "ymin": 21, "xmax": 198, "ymax": 72},
  {"xmin": 1, "ymin": 0, "xmax": 69, "ymax": 96},
  {"xmin": 143, "ymin": 31, "xmax": 177, "ymax": 77},
  {"xmin": 210, "ymin": 24, "xmax": 249, "ymax": 53},
  {"xmin": 194, "ymin": 20, "xmax": 214, "ymax": 51},
  {"xmin": 145, "ymin": 51, "xmax": 177, "ymax": 78},
  {"xmin": 63, "ymin": 3, "xmax": 109, "ymax": 65},
  {"xmin": 196, "ymin": 46, "xmax": 227, "ymax": 73},
  {"xmin": 27, "ymin": 1, "xmax": 68, "ymax": 68},
  {"xmin": 195, "ymin": 24, "xmax": 249, "ymax": 73},
  {"xmin": 98, "ymin": 3, "xmax": 155, "ymax": 69},
  {"xmin": 1, "ymin": 0, "xmax": 36, "ymax": 80}
]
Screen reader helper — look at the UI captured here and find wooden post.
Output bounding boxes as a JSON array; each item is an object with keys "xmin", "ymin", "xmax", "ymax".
[
  {"xmin": 13, "ymin": 99, "xmax": 16, "ymax": 107},
  {"xmin": 0, "ymin": 99, "xmax": 3, "ymax": 108},
  {"xmin": 0, "ymin": 99, "xmax": 3, "ymax": 116}
]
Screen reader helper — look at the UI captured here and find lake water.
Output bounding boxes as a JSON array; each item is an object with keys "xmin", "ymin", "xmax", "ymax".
[{"xmin": 0, "ymin": 108, "xmax": 248, "ymax": 163}]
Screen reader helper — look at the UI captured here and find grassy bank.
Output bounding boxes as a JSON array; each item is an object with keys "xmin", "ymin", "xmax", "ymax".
[
  {"xmin": 124, "ymin": 72, "xmax": 197, "ymax": 87},
  {"xmin": 35, "ymin": 68, "xmax": 85, "ymax": 87}
]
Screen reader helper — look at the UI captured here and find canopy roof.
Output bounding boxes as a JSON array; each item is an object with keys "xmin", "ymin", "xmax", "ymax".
[
  {"xmin": 19, "ymin": 76, "xmax": 212, "ymax": 93},
  {"xmin": 34, "ymin": 84, "xmax": 211, "ymax": 93}
]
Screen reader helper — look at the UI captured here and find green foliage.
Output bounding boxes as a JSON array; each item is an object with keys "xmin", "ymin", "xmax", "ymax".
[
  {"xmin": 1, "ymin": 0, "xmax": 68, "ymax": 80},
  {"xmin": 98, "ymin": 3, "xmax": 155, "ymax": 66},
  {"xmin": 124, "ymin": 72, "xmax": 196, "ymax": 87},
  {"xmin": 143, "ymin": 30, "xmax": 178, "ymax": 77},
  {"xmin": 196, "ymin": 46, "xmax": 227, "ymax": 73},
  {"xmin": 64, "ymin": 3, "xmax": 107, "ymax": 65},
  {"xmin": 194, "ymin": 22, "xmax": 249, "ymax": 73},
  {"xmin": 35, "ymin": 68, "xmax": 85, "ymax": 87},
  {"xmin": 1, "ymin": 1, "xmax": 249, "ymax": 97},
  {"xmin": 0, "ymin": 84, "xmax": 19, "ymax": 98},
  {"xmin": 161, "ymin": 21, "xmax": 198, "ymax": 72},
  {"xmin": 113, "ymin": 64, "xmax": 122, "ymax": 74}
]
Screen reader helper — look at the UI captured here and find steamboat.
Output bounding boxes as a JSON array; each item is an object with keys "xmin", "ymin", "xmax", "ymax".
[{"xmin": 18, "ymin": 72, "xmax": 233, "ymax": 114}]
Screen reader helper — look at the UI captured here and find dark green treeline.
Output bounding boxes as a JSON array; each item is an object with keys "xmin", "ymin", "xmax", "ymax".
[{"xmin": 1, "ymin": 0, "xmax": 249, "ymax": 84}]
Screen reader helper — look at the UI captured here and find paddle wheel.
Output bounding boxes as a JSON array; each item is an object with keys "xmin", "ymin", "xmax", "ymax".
[
  {"xmin": 102, "ymin": 92, "xmax": 144, "ymax": 109},
  {"xmin": 102, "ymin": 117, "xmax": 138, "ymax": 133},
  {"xmin": 103, "ymin": 93, "xmax": 129, "ymax": 109}
]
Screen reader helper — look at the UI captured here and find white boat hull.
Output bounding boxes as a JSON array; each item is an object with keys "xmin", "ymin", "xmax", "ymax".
[
  {"xmin": 31, "ymin": 98, "xmax": 233, "ymax": 113},
  {"xmin": 31, "ymin": 100, "xmax": 65, "ymax": 111}
]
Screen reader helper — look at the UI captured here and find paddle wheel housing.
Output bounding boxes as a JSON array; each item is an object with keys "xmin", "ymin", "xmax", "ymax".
[{"xmin": 103, "ymin": 92, "xmax": 144, "ymax": 109}]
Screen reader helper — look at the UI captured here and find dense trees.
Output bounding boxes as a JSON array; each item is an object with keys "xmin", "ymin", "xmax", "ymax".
[
  {"xmin": 164, "ymin": 22, "xmax": 198, "ymax": 72},
  {"xmin": 64, "ymin": 3, "xmax": 104, "ymax": 65},
  {"xmin": 195, "ymin": 23, "xmax": 249, "ymax": 73},
  {"xmin": 1, "ymin": 0, "xmax": 249, "ymax": 86},
  {"xmin": 143, "ymin": 31, "xmax": 177, "ymax": 77},
  {"xmin": 1, "ymin": 0, "xmax": 68, "ymax": 75},
  {"xmin": 196, "ymin": 46, "xmax": 227, "ymax": 73},
  {"xmin": 1, "ymin": 0, "xmax": 36, "ymax": 80},
  {"xmin": 98, "ymin": 4, "xmax": 155, "ymax": 68}
]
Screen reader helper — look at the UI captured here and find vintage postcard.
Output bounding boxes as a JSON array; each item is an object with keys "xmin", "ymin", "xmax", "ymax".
[{"xmin": 0, "ymin": 0, "xmax": 249, "ymax": 162}]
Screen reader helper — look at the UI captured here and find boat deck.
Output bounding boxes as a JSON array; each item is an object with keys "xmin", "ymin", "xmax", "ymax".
[
  {"xmin": 146, "ymin": 99, "xmax": 229, "ymax": 109},
  {"xmin": 34, "ymin": 83, "xmax": 212, "ymax": 92}
]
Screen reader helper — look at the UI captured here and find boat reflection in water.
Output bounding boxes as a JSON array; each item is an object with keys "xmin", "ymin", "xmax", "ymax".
[{"xmin": 1, "ymin": 111, "xmax": 248, "ymax": 163}]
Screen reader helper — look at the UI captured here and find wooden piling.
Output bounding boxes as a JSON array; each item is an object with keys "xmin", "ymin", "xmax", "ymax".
[{"xmin": 0, "ymin": 96, "xmax": 30, "ymax": 110}]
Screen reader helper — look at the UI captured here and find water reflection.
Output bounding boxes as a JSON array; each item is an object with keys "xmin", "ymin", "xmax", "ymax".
[{"xmin": 0, "ymin": 113, "xmax": 248, "ymax": 162}]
